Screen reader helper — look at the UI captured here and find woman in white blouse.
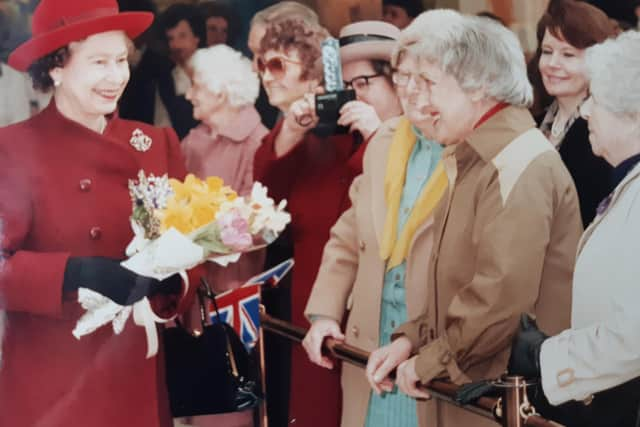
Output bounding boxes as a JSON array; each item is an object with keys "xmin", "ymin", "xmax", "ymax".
[{"xmin": 509, "ymin": 30, "xmax": 640, "ymax": 427}]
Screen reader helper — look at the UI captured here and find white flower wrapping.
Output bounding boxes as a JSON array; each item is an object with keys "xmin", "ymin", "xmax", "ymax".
[{"xmin": 72, "ymin": 178, "xmax": 290, "ymax": 358}]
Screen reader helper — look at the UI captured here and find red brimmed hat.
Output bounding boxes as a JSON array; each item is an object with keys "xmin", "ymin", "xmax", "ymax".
[{"xmin": 8, "ymin": 0, "xmax": 153, "ymax": 71}]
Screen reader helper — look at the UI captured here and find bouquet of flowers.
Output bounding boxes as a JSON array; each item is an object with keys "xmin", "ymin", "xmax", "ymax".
[
  {"xmin": 123, "ymin": 172, "xmax": 290, "ymax": 275},
  {"xmin": 72, "ymin": 172, "xmax": 290, "ymax": 357}
]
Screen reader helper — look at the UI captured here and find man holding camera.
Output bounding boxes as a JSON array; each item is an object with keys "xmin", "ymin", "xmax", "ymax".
[{"xmin": 253, "ymin": 20, "xmax": 403, "ymax": 427}]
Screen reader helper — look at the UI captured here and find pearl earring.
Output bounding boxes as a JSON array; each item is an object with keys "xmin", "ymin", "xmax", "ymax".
[{"xmin": 54, "ymin": 80, "xmax": 61, "ymax": 87}]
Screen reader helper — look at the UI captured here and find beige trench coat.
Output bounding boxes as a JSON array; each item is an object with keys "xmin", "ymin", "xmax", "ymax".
[
  {"xmin": 305, "ymin": 117, "xmax": 499, "ymax": 427},
  {"xmin": 396, "ymin": 107, "xmax": 581, "ymax": 424}
]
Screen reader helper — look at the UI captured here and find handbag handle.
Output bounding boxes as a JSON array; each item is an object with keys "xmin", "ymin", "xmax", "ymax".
[
  {"xmin": 196, "ymin": 279, "xmax": 214, "ymax": 329},
  {"xmin": 199, "ymin": 277, "xmax": 240, "ymax": 379}
]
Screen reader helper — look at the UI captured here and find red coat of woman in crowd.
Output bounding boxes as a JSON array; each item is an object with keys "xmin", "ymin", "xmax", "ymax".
[
  {"xmin": 254, "ymin": 120, "xmax": 367, "ymax": 426},
  {"xmin": 0, "ymin": 1, "xmax": 191, "ymax": 425}
]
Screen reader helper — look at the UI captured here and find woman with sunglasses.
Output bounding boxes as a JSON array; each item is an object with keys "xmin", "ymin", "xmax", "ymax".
[{"xmin": 253, "ymin": 19, "xmax": 403, "ymax": 427}]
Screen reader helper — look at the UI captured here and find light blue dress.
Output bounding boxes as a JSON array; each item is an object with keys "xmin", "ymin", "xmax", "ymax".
[{"xmin": 364, "ymin": 128, "xmax": 443, "ymax": 427}]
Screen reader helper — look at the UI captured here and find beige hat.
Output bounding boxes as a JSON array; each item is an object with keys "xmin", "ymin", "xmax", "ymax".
[{"xmin": 339, "ymin": 20, "xmax": 400, "ymax": 64}]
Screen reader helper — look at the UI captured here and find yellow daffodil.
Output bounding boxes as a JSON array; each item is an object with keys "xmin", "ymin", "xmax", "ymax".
[
  {"xmin": 190, "ymin": 198, "xmax": 218, "ymax": 230},
  {"xmin": 160, "ymin": 198, "xmax": 193, "ymax": 234},
  {"xmin": 206, "ymin": 176, "xmax": 224, "ymax": 193},
  {"xmin": 160, "ymin": 174, "xmax": 239, "ymax": 234}
]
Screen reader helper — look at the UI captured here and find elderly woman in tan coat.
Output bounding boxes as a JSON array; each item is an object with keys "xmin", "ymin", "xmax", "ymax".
[
  {"xmin": 302, "ymin": 20, "xmax": 446, "ymax": 427},
  {"xmin": 365, "ymin": 10, "xmax": 583, "ymax": 426}
]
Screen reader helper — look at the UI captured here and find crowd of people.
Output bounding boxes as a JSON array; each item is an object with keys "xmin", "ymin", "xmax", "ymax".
[{"xmin": 1, "ymin": 0, "xmax": 640, "ymax": 427}]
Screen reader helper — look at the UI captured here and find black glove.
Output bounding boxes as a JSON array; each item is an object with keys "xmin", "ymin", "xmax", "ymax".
[
  {"xmin": 63, "ymin": 256, "xmax": 181, "ymax": 305},
  {"xmin": 508, "ymin": 314, "xmax": 548, "ymax": 379},
  {"xmin": 455, "ymin": 380, "xmax": 500, "ymax": 405}
]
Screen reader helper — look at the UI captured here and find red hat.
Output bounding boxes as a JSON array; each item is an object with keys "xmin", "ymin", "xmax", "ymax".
[{"xmin": 8, "ymin": 0, "xmax": 153, "ymax": 71}]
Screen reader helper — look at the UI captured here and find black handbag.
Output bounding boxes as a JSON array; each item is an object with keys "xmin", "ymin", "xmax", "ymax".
[{"xmin": 163, "ymin": 279, "xmax": 261, "ymax": 417}]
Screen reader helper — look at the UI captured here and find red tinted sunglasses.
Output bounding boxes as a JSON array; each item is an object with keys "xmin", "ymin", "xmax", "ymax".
[{"xmin": 256, "ymin": 55, "xmax": 302, "ymax": 79}]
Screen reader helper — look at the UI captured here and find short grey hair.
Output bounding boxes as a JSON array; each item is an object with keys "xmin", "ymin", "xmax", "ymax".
[
  {"xmin": 190, "ymin": 45, "xmax": 259, "ymax": 107},
  {"xmin": 250, "ymin": 1, "xmax": 319, "ymax": 28},
  {"xmin": 586, "ymin": 30, "xmax": 640, "ymax": 115},
  {"xmin": 392, "ymin": 9, "xmax": 532, "ymax": 107}
]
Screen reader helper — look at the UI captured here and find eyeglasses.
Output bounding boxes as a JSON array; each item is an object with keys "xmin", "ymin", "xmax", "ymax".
[
  {"xmin": 392, "ymin": 70, "xmax": 433, "ymax": 90},
  {"xmin": 343, "ymin": 74, "xmax": 383, "ymax": 92},
  {"xmin": 256, "ymin": 55, "xmax": 302, "ymax": 79}
]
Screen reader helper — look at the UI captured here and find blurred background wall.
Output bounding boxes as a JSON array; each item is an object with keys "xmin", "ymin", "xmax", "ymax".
[{"xmin": 2, "ymin": 0, "xmax": 639, "ymax": 62}]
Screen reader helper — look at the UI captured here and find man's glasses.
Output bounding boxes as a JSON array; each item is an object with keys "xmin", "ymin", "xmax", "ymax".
[
  {"xmin": 391, "ymin": 70, "xmax": 433, "ymax": 90},
  {"xmin": 256, "ymin": 55, "xmax": 302, "ymax": 79},
  {"xmin": 343, "ymin": 74, "xmax": 383, "ymax": 92}
]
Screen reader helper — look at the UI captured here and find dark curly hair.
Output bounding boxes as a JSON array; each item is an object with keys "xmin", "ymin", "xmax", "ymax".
[
  {"xmin": 159, "ymin": 3, "xmax": 206, "ymax": 48},
  {"xmin": 528, "ymin": 0, "xmax": 617, "ymax": 116},
  {"xmin": 199, "ymin": 1, "xmax": 237, "ymax": 45},
  {"xmin": 27, "ymin": 46, "xmax": 71, "ymax": 92},
  {"xmin": 258, "ymin": 18, "xmax": 328, "ymax": 82}
]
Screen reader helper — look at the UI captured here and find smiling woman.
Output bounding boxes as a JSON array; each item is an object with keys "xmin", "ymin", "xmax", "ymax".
[
  {"xmin": 364, "ymin": 10, "xmax": 582, "ymax": 427},
  {"xmin": 253, "ymin": 18, "xmax": 403, "ymax": 427},
  {"xmin": 530, "ymin": 0, "xmax": 618, "ymax": 227},
  {"xmin": 0, "ymin": 0, "xmax": 192, "ymax": 425},
  {"xmin": 28, "ymin": 31, "xmax": 131, "ymax": 132}
]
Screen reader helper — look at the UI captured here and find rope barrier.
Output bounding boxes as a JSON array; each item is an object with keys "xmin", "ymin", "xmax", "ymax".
[{"xmin": 259, "ymin": 308, "xmax": 563, "ymax": 427}]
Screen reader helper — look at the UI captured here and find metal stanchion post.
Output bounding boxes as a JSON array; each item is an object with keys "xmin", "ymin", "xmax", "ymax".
[
  {"xmin": 258, "ymin": 305, "xmax": 269, "ymax": 427},
  {"xmin": 499, "ymin": 376, "xmax": 529, "ymax": 427}
]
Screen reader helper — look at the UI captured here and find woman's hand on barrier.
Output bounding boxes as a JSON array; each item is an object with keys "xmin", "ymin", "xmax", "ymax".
[
  {"xmin": 396, "ymin": 356, "xmax": 431, "ymax": 400},
  {"xmin": 366, "ymin": 336, "xmax": 412, "ymax": 395},
  {"xmin": 302, "ymin": 317, "xmax": 344, "ymax": 369}
]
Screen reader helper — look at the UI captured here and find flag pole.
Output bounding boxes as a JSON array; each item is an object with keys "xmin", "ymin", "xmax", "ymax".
[{"xmin": 258, "ymin": 304, "xmax": 269, "ymax": 427}]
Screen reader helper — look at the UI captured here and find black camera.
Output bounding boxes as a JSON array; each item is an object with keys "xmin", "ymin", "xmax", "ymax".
[
  {"xmin": 312, "ymin": 38, "xmax": 357, "ymax": 137},
  {"xmin": 314, "ymin": 89, "xmax": 356, "ymax": 136}
]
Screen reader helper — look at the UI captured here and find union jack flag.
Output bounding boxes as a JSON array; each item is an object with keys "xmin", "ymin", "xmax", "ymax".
[
  {"xmin": 245, "ymin": 258, "xmax": 294, "ymax": 288},
  {"xmin": 210, "ymin": 284, "xmax": 261, "ymax": 350},
  {"xmin": 208, "ymin": 259, "xmax": 293, "ymax": 350}
]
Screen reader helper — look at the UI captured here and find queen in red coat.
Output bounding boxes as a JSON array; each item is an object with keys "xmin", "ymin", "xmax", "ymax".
[
  {"xmin": 253, "ymin": 18, "xmax": 403, "ymax": 426},
  {"xmin": 0, "ymin": 1, "xmax": 189, "ymax": 426}
]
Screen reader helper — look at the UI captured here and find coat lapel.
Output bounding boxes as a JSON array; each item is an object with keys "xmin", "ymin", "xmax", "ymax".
[
  {"xmin": 578, "ymin": 163, "xmax": 640, "ymax": 253},
  {"xmin": 369, "ymin": 122, "xmax": 397, "ymax": 247}
]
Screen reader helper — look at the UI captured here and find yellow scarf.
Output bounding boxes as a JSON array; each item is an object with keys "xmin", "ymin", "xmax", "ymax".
[{"xmin": 379, "ymin": 118, "xmax": 448, "ymax": 271}]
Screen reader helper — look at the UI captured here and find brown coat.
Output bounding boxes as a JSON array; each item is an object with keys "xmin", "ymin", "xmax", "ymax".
[
  {"xmin": 396, "ymin": 106, "xmax": 582, "ymax": 408},
  {"xmin": 305, "ymin": 118, "xmax": 500, "ymax": 427}
]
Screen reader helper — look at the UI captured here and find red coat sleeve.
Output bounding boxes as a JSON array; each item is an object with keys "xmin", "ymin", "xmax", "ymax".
[
  {"xmin": 0, "ymin": 140, "xmax": 69, "ymax": 317},
  {"xmin": 253, "ymin": 119, "xmax": 307, "ymax": 203}
]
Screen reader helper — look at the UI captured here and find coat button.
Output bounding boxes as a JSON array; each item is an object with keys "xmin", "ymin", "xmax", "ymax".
[
  {"xmin": 79, "ymin": 178, "xmax": 92, "ymax": 192},
  {"xmin": 89, "ymin": 226, "xmax": 102, "ymax": 240},
  {"xmin": 359, "ymin": 240, "xmax": 366, "ymax": 251},
  {"xmin": 351, "ymin": 326, "xmax": 360, "ymax": 338}
]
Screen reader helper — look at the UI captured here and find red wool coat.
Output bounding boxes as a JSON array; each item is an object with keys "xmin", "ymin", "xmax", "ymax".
[
  {"xmin": 0, "ymin": 102, "xmax": 186, "ymax": 427},
  {"xmin": 254, "ymin": 120, "xmax": 367, "ymax": 427}
]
